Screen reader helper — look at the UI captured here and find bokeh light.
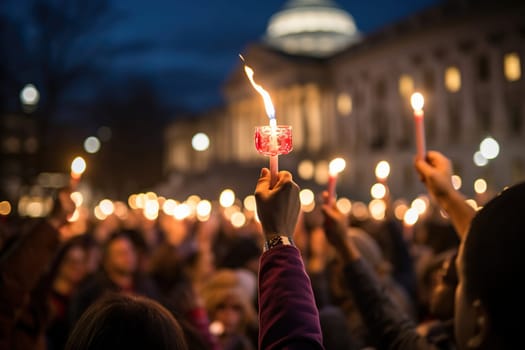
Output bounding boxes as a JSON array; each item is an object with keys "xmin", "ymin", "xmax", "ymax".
[
  {"xmin": 451, "ymin": 175, "xmax": 462, "ymax": 190},
  {"xmin": 336, "ymin": 197, "xmax": 352, "ymax": 215},
  {"xmin": 474, "ymin": 178, "xmax": 487, "ymax": 194},
  {"xmin": 479, "ymin": 137, "xmax": 499, "ymax": 160},
  {"xmin": 370, "ymin": 183, "xmax": 387, "ymax": 199},
  {"xmin": 219, "ymin": 189, "xmax": 235, "ymax": 208},
  {"xmin": 84, "ymin": 136, "xmax": 101, "ymax": 154},
  {"xmin": 192, "ymin": 133, "xmax": 210, "ymax": 151},
  {"xmin": 375, "ymin": 161, "xmax": 390, "ymax": 180}
]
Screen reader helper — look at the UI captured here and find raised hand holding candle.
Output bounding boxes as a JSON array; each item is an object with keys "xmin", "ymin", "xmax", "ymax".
[
  {"xmin": 241, "ymin": 55, "xmax": 292, "ymax": 188},
  {"xmin": 70, "ymin": 156, "xmax": 86, "ymax": 189},
  {"xmin": 410, "ymin": 92, "xmax": 426, "ymax": 160},
  {"xmin": 327, "ymin": 158, "xmax": 346, "ymax": 205}
]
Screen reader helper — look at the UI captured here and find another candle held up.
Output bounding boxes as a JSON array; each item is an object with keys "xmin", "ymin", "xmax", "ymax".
[
  {"xmin": 410, "ymin": 92, "xmax": 426, "ymax": 161},
  {"xmin": 327, "ymin": 158, "xmax": 346, "ymax": 205},
  {"xmin": 70, "ymin": 156, "xmax": 86, "ymax": 189}
]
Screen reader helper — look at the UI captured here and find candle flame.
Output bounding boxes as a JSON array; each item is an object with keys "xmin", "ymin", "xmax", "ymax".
[
  {"xmin": 240, "ymin": 56, "xmax": 275, "ymax": 121},
  {"xmin": 329, "ymin": 158, "xmax": 346, "ymax": 176},
  {"xmin": 71, "ymin": 156, "xmax": 86, "ymax": 176},
  {"xmin": 410, "ymin": 92, "xmax": 425, "ymax": 112}
]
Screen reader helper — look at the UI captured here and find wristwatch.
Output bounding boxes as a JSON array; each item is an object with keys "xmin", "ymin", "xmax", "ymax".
[{"xmin": 264, "ymin": 235, "xmax": 294, "ymax": 252}]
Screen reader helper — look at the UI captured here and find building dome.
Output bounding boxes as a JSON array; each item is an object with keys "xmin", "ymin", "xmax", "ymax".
[{"xmin": 265, "ymin": 0, "xmax": 360, "ymax": 57}]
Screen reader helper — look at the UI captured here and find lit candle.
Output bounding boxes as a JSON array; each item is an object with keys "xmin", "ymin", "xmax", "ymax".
[
  {"xmin": 410, "ymin": 92, "xmax": 426, "ymax": 160},
  {"xmin": 327, "ymin": 158, "xmax": 346, "ymax": 205},
  {"xmin": 241, "ymin": 55, "xmax": 283, "ymax": 188},
  {"xmin": 375, "ymin": 160, "xmax": 390, "ymax": 183},
  {"xmin": 70, "ymin": 156, "xmax": 86, "ymax": 189}
]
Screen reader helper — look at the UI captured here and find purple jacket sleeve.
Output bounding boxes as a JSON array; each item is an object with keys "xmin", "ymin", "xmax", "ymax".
[{"xmin": 258, "ymin": 245, "xmax": 324, "ymax": 350}]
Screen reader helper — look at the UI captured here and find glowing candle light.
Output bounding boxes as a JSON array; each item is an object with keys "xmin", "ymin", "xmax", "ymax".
[
  {"xmin": 327, "ymin": 157, "xmax": 346, "ymax": 204},
  {"xmin": 241, "ymin": 55, "xmax": 292, "ymax": 188},
  {"xmin": 410, "ymin": 92, "xmax": 426, "ymax": 160},
  {"xmin": 70, "ymin": 156, "xmax": 86, "ymax": 189}
]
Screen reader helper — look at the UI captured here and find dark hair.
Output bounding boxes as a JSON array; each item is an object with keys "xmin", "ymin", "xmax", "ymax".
[
  {"xmin": 463, "ymin": 182, "xmax": 525, "ymax": 345},
  {"xmin": 65, "ymin": 293, "xmax": 188, "ymax": 350}
]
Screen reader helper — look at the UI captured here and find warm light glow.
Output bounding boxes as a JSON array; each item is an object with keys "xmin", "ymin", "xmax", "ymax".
[
  {"xmin": 474, "ymin": 178, "xmax": 487, "ymax": 194},
  {"xmin": 504, "ymin": 52, "xmax": 521, "ymax": 82},
  {"xmin": 399, "ymin": 75, "xmax": 414, "ymax": 97},
  {"xmin": 352, "ymin": 202, "xmax": 369, "ymax": 221},
  {"xmin": 466, "ymin": 199, "xmax": 478, "ymax": 210},
  {"xmin": 26, "ymin": 200, "xmax": 45, "ymax": 217},
  {"xmin": 219, "ymin": 189, "xmax": 235, "ymax": 208},
  {"xmin": 337, "ymin": 93, "xmax": 353, "ymax": 116},
  {"xmin": 394, "ymin": 202, "xmax": 409, "ymax": 221},
  {"xmin": 162, "ymin": 199, "xmax": 178, "ymax": 216},
  {"xmin": 70, "ymin": 192, "xmax": 83, "ymax": 207},
  {"xmin": 231, "ymin": 212, "xmax": 246, "ymax": 228},
  {"xmin": 329, "ymin": 157, "xmax": 346, "ymax": 176},
  {"xmin": 135, "ymin": 193, "xmax": 146, "ymax": 209},
  {"xmin": 68, "ymin": 209, "xmax": 80, "ymax": 222},
  {"xmin": 445, "ymin": 66, "xmax": 461, "ymax": 92},
  {"xmin": 473, "ymin": 151, "xmax": 488, "ymax": 167},
  {"xmin": 298, "ymin": 160, "xmax": 315, "ymax": 180},
  {"xmin": 410, "ymin": 92, "xmax": 424, "ymax": 111},
  {"xmin": 268, "ymin": 10, "xmax": 356, "ymax": 37},
  {"xmin": 369, "ymin": 199, "xmax": 386, "ymax": 221},
  {"xmin": 84, "ymin": 136, "xmax": 101, "ymax": 154},
  {"xmin": 370, "ymin": 183, "xmax": 387, "ymax": 199},
  {"xmin": 196, "ymin": 200, "xmax": 212, "ymax": 217},
  {"xmin": 411, "ymin": 197, "xmax": 428, "ymax": 215},
  {"xmin": 451, "ymin": 175, "xmax": 462, "ymax": 190},
  {"xmin": 143, "ymin": 203, "xmax": 159, "ymax": 221},
  {"xmin": 173, "ymin": 203, "xmax": 191, "ymax": 220},
  {"xmin": 243, "ymin": 195, "xmax": 256, "ymax": 212},
  {"xmin": 20, "ymin": 84, "xmax": 40, "ymax": 105},
  {"xmin": 336, "ymin": 197, "xmax": 352, "ymax": 215},
  {"xmin": 479, "ymin": 137, "xmax": 499, "ymax": 160},
  {"xmin": 71, "ymin": 157, "xmax": 86, "ymax": 176},
  {"xmin": 192, "ymin": 133, "xmax": 210, "ymax": 151},
  {"xmin": 94, "ymin": 206, "xmax": 107, "ymax": 220},
  {"xmin": 299, "ymin": 189, "xmax": 315, "ymax": 206},
  {"xmin": 404, "ymin": 208, "xmax": 419, "ymax": 226},
  {"xmin": 375, "ymin": 161, "xmax": 390, "ymax": 180},
  {"xmin": 0, "ymin": 201, "xmax": 12, "ymax": 216},
  {"xmin": 99, "ymin": 199, "xmax": 115, "ymax": 216},
  {"xmin": 241, "ymin": 58, "xmax": 275, "ymax": 120}
]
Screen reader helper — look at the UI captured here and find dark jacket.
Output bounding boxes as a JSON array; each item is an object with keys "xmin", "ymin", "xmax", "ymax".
[{"xmin": 0, "ymin": 220, "xmax": 60, "ymax": 350}]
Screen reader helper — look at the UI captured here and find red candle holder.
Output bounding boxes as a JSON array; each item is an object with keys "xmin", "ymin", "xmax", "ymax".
[{"xmin": 254, "ymin": 125, "xmax": 293, "ymax": 156}]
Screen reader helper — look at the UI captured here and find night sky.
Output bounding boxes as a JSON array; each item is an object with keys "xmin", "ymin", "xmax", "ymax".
[{"xmin": 3, "ymin": 0, "xmax": 442, "ymax": 119}]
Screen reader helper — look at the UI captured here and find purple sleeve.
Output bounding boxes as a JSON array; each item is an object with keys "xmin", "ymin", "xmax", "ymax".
[{"xmin": 258, "ymin": 245, "xmax": 324, "ymax": 350}]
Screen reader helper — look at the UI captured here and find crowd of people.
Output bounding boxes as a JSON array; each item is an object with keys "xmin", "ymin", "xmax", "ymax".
[{"xmin": 0, "ymin": 149, "xmax": 523, "ymax": 350}]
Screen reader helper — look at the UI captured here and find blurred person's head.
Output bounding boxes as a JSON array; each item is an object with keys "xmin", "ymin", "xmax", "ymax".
[
  {"xmin": 65, "ymin": 293, "xmax": 187, "ymax": 350},
  {"xmin": 202, "ymin": 269, "xmax": 257, "ymax": 336},
  {"xmin": 51, "ymin": 235, "xmax": 89, "ymax": 289},
  {"xmin": 454, "ymin": 183, "xmax": 525, "ymax": 350},
  {"xmin": 103, "ymin": 232, "xmax": 137, "ymax": 277}
]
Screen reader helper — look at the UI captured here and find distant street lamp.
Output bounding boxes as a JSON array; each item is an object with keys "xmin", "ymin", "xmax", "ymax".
[
  {"xmin": 20, "ymin": 84, "xmax": 40, "ymax": 106},
  {"xmin": 192, "ymin": 133, "xmax": 210, "ymax": 151}
]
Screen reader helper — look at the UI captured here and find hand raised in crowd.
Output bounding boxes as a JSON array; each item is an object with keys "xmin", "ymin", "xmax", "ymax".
[
  {"xmin": 255, "ymin": 168, "xmax": 300, "ymax": 240},
  {"xmin": 414, "ymin": 151, "xmax": 455, "ymax": 201},
  {"xmin": 321, "ymin": 191, "xmax": 360, "ymax": 263},
  {"xmin": 47, "ymin": 187, "xmax": 76, "ymax": 230},
  {"xmin": 414, "ymin": 150, "xmax": 475, "ymax": 239}
]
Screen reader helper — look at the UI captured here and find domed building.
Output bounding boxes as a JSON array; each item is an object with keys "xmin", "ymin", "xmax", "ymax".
[
  {"xmin": 163, "ymin": 0, "xmax": 525, "ymax": 205},
  {"xmin": 265, "ymin": 0, "xmax": 360, "ymax": 57}
]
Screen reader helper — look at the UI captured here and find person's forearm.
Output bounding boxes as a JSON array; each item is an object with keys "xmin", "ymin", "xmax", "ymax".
[
  {"xmin": 258, "ymin": 246, "xmax": 324, "ymax": 350},
  {"xmin": 436, "ymin": 190, "xmax": 476, "ymax": 240}
]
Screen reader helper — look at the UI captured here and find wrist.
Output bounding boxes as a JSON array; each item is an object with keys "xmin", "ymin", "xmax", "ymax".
[{"xmin": 263, "ymin": 235, "xmax": 294, "ymax": 252}]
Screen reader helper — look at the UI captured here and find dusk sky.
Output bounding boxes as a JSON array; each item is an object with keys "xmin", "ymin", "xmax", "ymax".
[{"xmin": 3, "ymin": 0, "xmax": 443, "ymax": 117}]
